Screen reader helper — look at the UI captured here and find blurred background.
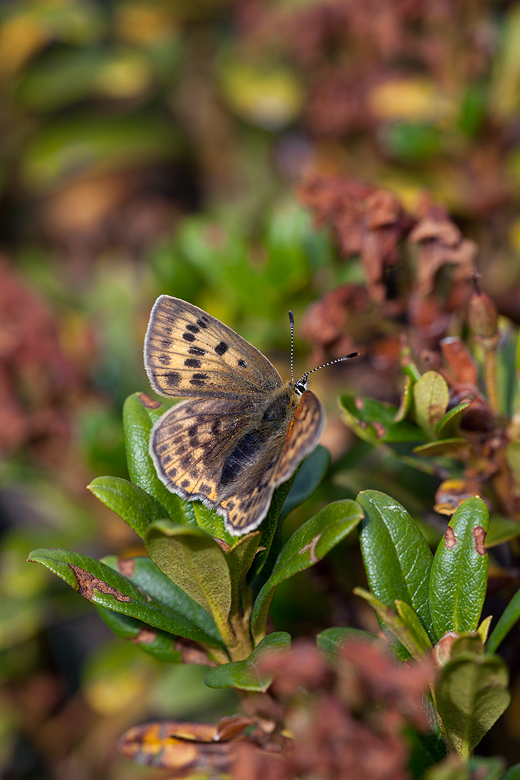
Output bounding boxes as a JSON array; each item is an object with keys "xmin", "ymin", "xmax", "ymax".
[{"xmin": 3, "ymin": 0, "xmax": 520, "ymax": 778}]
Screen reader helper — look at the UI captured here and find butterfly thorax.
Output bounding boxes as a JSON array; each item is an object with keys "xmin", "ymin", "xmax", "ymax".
[{"xmin": 218, "ymin": 383, "xmax": 301, "ymax": 488}]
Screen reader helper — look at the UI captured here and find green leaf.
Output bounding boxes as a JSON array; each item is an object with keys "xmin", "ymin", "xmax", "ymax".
[
  {"xmin": 395, "ymin": 600, "xmax": 433, "ymax": 653},
  {"xmin": 413, "ymin": 371, "xmax": 450, "ymax": 437},
  {"xmin": 94, "ymin": 606, "xmax": 183, "ymax": 664},
  {"xmin": 204, "ymin": 632, "xmax": 290, "ymax": 692},
  {"xmin": 429, "ymin": 497, "xmax": 489, "ymax": 642},
  {"xmin": 354, "ymin": 588, "xmax": 428, "ymax": 659},
  {"xmin": 501, "ymin": 762, "xmax": 520, "ymax": 780},
  {"xmin": 486, "ymin": 515, "xmax": 520, "ymax": 548},
  {"xmin": 122, "ymin": 393, "xmax": 193, "ymax": 525},
  {"xmin": 339, "ymin": 395, "xmax": 426, "ymax": 444},
  {"xmin": 413, "ymin": 438, "xmax": 470, "ymax": 457},
  {"xmin": 190, "ymin": 502, "xmax": 235, "ymax": 546},
  {"xmin": 27, "ymin": 548, "xmax": 223, "ymax": 648},
  {"xmin": 486, "ymin": 586, "xmax": 520, "ymax": 655},
  {"xmin": 280, "ymin": 444, "xmax": 330, "ymax": 521},
  {"xmin": 435, "ymin": 400, "xmax": 473, "ymax": 438},
  {"xmin": 252, "ymin": 447, "xmax": 331, "ymax": 598},
  {"xmin": 357, "ymin": 490, "xmax": 434, "ymax": 640},
  {"xmin": 394, "ymin": 375, "xmax": 413, "ymax": 422},
  {"xmin": 101, "ymin": 555, "xmax": 220, "ymax": 642},
  {"xmin": 252, "ymin": 500, "xmax": 363, "ymax": 639},
  {"xmin": 145, "ymin": 520, "xmax": 233, "ymax": 645},
  {"xmin": 226, "ymin": 532, "xmax": 261, "ymax": 615},
  {"xmin": 247, "ymin": 473, "xmax": 297, "ymax": 584},
  {"xmin": 435, "ymin": 639, "xmax": 510, "ymax": 758},
  {"xmin": 88, "ymin": 476, "xmax": 168, "ymax": 538},
  {"xmin": 316, "ymin": 627, "xmax": 378, "ymax": 660}
]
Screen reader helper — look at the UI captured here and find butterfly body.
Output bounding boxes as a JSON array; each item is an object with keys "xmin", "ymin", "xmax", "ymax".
[{"xmin": 144, "ymin": 296, "xmax": 325, "ymax": 535}]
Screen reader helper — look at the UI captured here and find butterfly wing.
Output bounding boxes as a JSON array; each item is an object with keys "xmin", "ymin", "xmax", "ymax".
[
  {"xmin": 149, "ymin": 396, "xmax": 260, "ymax": 506},
  {"xmin": 273, "ymin": 390, "xmax": 324, "ymax": 485},
  {"xmin": 150, "ymin": 387, "xmax": 325, "ymax": 536},
  {"xmin": 222, "ymin": 391, "xmax": 324, "ymax": 534},
  {"xmin": 144, "ymin": 296, "xmax": 283, "ymax": 399}
]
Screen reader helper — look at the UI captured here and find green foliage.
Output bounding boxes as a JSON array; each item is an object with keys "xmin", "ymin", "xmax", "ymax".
[
  {"xmin": 204, "ymin": 632, "xmax": 291, "ymax": 692},
  {"xmin": 429, "ymin": 498, "xmax": 489, "ymax": 641}
]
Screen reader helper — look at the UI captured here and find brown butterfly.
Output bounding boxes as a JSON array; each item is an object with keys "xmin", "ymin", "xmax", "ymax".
[{"xmin": 144, "ymin": 296, "xmax": 357, "ymax": 536}]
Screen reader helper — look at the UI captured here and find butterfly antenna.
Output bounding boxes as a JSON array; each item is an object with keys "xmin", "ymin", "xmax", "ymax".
[
  {"xmin": 297, "ymin": 352, "xmax": 360, "ymax": 389},
  {"xmin": 289, "ymin": 311, "xmax": 295, "ymax": 382}
]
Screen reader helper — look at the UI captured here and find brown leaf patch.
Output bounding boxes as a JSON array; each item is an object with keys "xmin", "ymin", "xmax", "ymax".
[{"xmin": 68, "ymin": 565, "xmax": 131, "ymax": 602}]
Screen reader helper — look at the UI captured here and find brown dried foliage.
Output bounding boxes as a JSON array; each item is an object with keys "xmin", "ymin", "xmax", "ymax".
[
  {"xmin": 118, "ymin": 639, "xmax": 434, "ymax": 780},
  {"xmin": 0, "ymin": 258, "xmax": 89, "ymax": 462},
  {"xmin": 299, "ymin": 175, "xmax": 476, "ymax": 367}
]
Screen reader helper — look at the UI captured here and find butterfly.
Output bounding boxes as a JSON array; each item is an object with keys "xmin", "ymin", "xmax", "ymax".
[{"xmin": 144, "ymin": 296, "xmax": 358, "ymax": 536}]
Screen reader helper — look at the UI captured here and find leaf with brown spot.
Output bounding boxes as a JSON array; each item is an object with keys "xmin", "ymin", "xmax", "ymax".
[
  {"xmin": 28, "ymin": 548, "xmax": 224, "ymax": 648},
  {"xmin": 429, "ymin": 497, "xmax": 489, "ymax": 642},
  {"xmin": 69, "ymin": 564, "xmax": 132, "ymax": 602},
  {"xmin": 252, "ymin": 500, "xmax": 363, "ymax": 640}
]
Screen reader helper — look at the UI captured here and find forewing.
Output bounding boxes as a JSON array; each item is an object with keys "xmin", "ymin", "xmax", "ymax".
[
  {"xmin": 150, "ymin": 397, "xmax": 259, "ymax": 506},
  {"xmin": 144, "ymin": 296, "xmax": 282, "ymax": 399},
  {"xmin": 273, "ymin": 390, "xmax": 324, "ymax": 485}
]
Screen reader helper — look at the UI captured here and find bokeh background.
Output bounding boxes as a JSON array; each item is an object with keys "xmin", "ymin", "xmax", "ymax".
[{"xmin": 3, "ymin": 1, "xmax": 520, "ymax": 778}]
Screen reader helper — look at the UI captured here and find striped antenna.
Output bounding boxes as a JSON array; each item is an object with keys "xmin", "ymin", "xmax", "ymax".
[
  {"xmin": 288, "ymin": 310, "xmax": 359, "ymax": 391},
  {"xmin": 300, "ymin": 352, "xmax": 359, "ymax": 382},
  {"xmin": 288, "ymin": 311, "xmax": 295, "ymax": 383}
]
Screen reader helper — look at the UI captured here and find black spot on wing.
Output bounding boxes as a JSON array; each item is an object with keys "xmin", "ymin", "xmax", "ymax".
[
  {"xmin": 186, "ymin": 324, "xmax": 200, "ymax": 333},
  {"xmin": 159, "ymin": 354, "xmax": 170, "ymax": 365},
  {"xmin": 182, "ymin": 332, "xmax": 196, "ymax": 342},
  {"xmin": 184, "ymin": 358, "xmax": 201, "ymax": 368},
  {"xmin": 215, "ymin": 341, "xmax": 229, "ymax": 356},
  {"xmin": 190, "ymin": 373, "xmax": 209, "ymax": 387},
  {"xmin": 197, "ymin": 318, "xmax": 209, "ymax": 329},
  {"xmin": 238, "ymin": 359, "xmax": 246, "ymax": 367},
  {"xmin": 166, "ymin": 371, "xmax": 180, "ymax": 387},
  {"xmin": 189, "ymin": 346, "xmax": 205, "ymax": 356}
]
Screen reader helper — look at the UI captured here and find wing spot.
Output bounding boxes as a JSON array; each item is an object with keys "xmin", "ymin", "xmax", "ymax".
[
  {"xmin": 169, "ymin": 468, "xmax": 177, "ymax": 478},
  {"xmin": 186, "ymin": 324, "xmax": 200, "ymax": 334},
  {"xmin": 181, "ymin": 454, "xmax": 193, "ymax": 467},
  {"xmin": 181, "ymin": 479, "xmax": 190, "ymax": 489},
  {"xmin": 189, "ymin": 347, "xmax": 206, "ymax": 356},
  {"xmin": 166, "ymin": 371, "xmax": 180, "ymax": 387},
  {"xmin": 197, "ymin": 318, "xmax": 209, "ymax": 329},
  {"xmin": 238, "ymin": 359, "xmax": 246, "ymax": 367},
  {"xmin": 183, "ymin": 333, "xmax": 196, "ymax": 342},
  {"xmin": 215, "ymin": 341, "xmax": 229, "ymax": 355},
  {"xmin": 190, "ymin": 373, "xmax": 209, "ymax": 387},
  {"xmin": 211, "ymin": 419, "xmax": 222, "ymax": 434},
  {"xmin": 200, "ymin": 483, "xmax": 211, "ymax": 495},
  {"xmin": 163, "ymin": 455, "xmax": 172, "ymax": 464},
  {"xmin": 185, "ymin": 358, "xmax": 201, "ymax": 368},
  {"xmin": 159, "ymin": 354, "xmax": 170, "ymax": 365},
  {"xmin": 188, "ymin": 425, "xmax": 198, "ymax": 438},
  {"xmin": 161, "ymin": 339, "xmax": 171, "ymax": 348}
]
